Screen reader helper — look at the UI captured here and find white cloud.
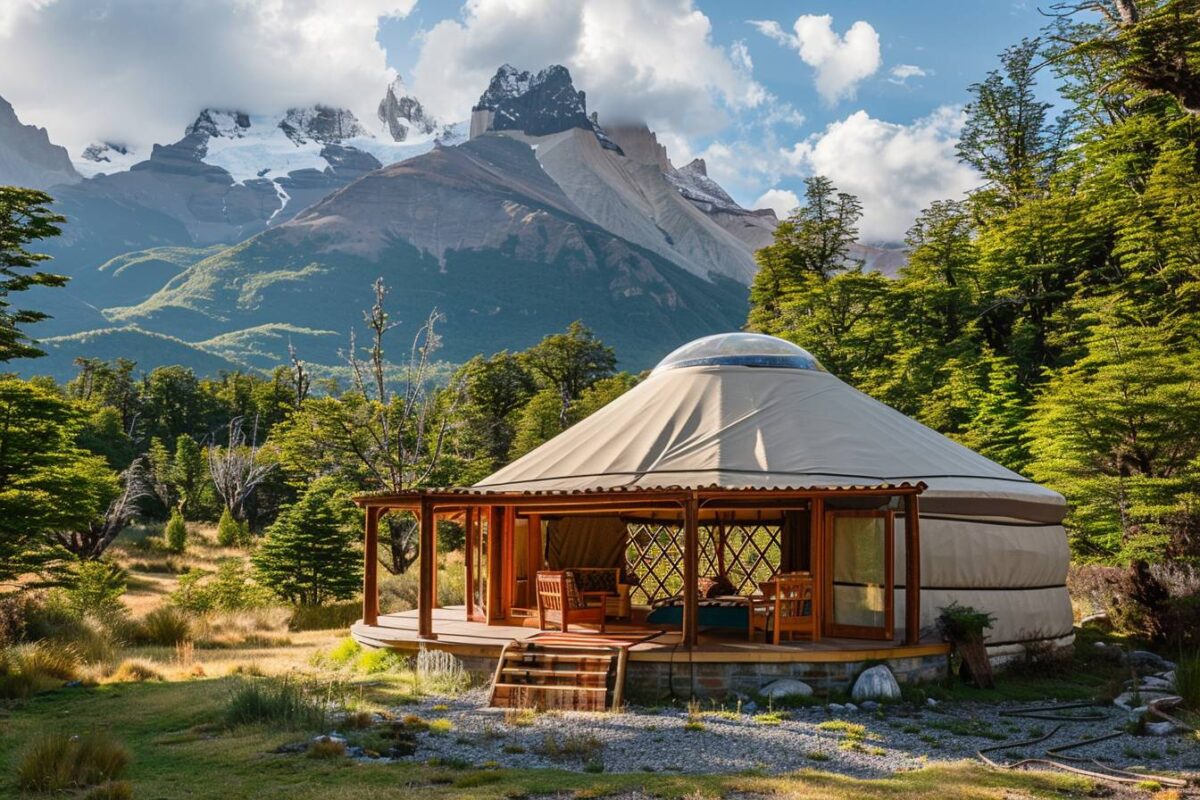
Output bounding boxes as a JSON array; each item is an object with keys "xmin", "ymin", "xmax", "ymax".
[
  {"xmin": 750, "ymin": 14, "xmax": 880, "ymax": 103},
  {"xmin": 753, "ymin": 188, "xmax": 799, "ymax": 218},
  {"xmin": 0, "ymin": 0, "xmax": 415, "ymax": 155},
  {"xmin": 410, "ymin": 0, "xmax": 768, "ymax": 142},
  {"xmin": 888, "ymin": 64, "xmax": 929, "ymax": 85},
  {"xmin": 785, "ymin": 106, "xmax": 980, "ymax": 242}
]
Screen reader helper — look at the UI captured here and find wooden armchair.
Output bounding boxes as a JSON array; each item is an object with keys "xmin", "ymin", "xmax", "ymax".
[
  {"xmin": 749, "ymin": 574, "xmax": 815, "ymax": 644},
  {"xmin": 535, "ymin": 571, "xmax": 606, "ymax": 633}
]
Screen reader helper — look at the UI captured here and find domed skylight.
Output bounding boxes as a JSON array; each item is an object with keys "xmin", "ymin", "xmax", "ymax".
[{"xmin": 651, "ymin": 333, "xmax": 825, "ymax": 375}]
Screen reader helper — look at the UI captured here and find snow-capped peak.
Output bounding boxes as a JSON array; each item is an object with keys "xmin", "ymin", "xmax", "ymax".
[
  {"xmin": 471, "ymin": 64, "xmax": 597, "ymax": 140},
  {"xmin": 187, "ymin": 109, "xmax": 252, "ymax": 140},
  {"xmin": 278, "ymin": 106, "xmax": 369, "ymax": 146},
  {"xmin": 76, "ymin": 140, "xmax": 140, "ymax": 177}
]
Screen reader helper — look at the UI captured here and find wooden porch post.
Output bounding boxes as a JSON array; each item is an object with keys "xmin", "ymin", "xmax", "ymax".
[
  {"xmin": 810, "ymin": 497, "xmax": 824, "ymax": 641},
  {"xmin": 463, "ymin": 506, "xmax": 474, "ymax": 621},
  {"xmin": 362, "ymin": 506, "xmax": 380, "ymax": 627},
  {"xmin": 682, "ymin": 495, "xmax": 699, "ymax": 648},
  {"xmin": 418, "ymin": 498, "xmax": 436, "ymax": 639},
  {"xmin": 527, "ymin": 514, "xmax": 543, "ymax": 587},
  {"xmin": 487, "ymin": 506, "xmax": 505, "ymax": 622},
  {"xmin": 904, "ymin": 493, "xmax": 921, "ymax": 645}
]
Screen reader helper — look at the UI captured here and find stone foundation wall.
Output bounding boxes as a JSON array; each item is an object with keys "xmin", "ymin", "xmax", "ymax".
[{"xmin": 623, "ymin": 654, "xmax": 949, "ymax": 701}]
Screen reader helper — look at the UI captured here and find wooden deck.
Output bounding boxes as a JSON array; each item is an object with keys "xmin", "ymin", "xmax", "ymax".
[{"xmin": 351, "ymin": 607, "xmax": 950, "ymax": 664}]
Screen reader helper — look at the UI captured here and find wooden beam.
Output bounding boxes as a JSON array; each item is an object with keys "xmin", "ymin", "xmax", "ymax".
[
  {"xmin": 682, "ymin": 495, "xmax": 699, "ymax": 648},
  {"xmin": 904, "ymin": 494, "xmax": 921, "ymax": 646},
  {"xmin": 363, "ymin": 507, "xmax": 380, "ymax": 627},
  {"xmin": 418, "ymin": 498, "xmax": 436, "ymax": 639},
  {"xmin": 527, "ymin": 513, "xmax": 543, "ymax": 591}
]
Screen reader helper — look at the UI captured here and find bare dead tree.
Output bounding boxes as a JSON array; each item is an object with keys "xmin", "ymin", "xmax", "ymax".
[
  {"xmin": 208, "ymin": 416, "xmax": 276, "ymax": 522},
  {"xmin": 54, "ymin": 460, "xmax": 151, "ymax": 560},
  {"xmin": 342, "ymin": 278, "xmax": 464, "ymax": 572},
  {"xmin": 288, "ymin": 339, "xmax": 311, "ymax": 409}
]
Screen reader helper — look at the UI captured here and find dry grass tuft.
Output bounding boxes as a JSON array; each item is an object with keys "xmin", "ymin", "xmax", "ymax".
[
  {"xmin": 108, "ymin": 658, "xmax": 165, "ymax": 683},
  {"xmin": 16, "ymin": 731, "xmax": 130, "ymax": 792}
]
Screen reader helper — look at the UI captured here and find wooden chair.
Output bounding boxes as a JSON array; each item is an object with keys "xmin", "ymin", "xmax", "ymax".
[
  {"xmin": 749, "ymin": 574, "xmax": 815, "ymax": 644},
  {"xmin": 535, "ymin": 571, "xmax": 606, "ymax": 633}
]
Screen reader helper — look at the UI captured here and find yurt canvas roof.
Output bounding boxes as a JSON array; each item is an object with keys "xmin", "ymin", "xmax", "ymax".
[{"xmin": 476, "ymin": 334, "xmax": 1063, "ymax": 522}]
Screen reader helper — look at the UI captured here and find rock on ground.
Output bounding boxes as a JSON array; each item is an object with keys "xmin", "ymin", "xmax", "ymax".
[
  {"xmin": 851, "ymin": 665, "xmax": 901, "ymax": 701},
  {"xmin": 761, "ymin": 679, "xmax": 813, "ymax": 699}
]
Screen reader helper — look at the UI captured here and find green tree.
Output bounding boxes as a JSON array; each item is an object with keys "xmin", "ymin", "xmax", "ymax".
[
  {"xmin": 170, "ymin": 434, "xmax": 205, "ymax": 516},
  {"xmin": 521, "ymin": 321, "xmax": 616, "ymax": 426},
  {"xmin": 216, "ymin": 507, "xmax": 249, "ymax": 548},
  {"xmin": 748, "ymin": 176, "xmax": 863, "ymax": 334},
  {"xmin": 0, "ymin": 187, "xmax": 67, "ymax": 362},
  {"xmin": 164, "ymin": 510, "xmax": 188, "ymax": 554},
  {"xmin": 0, "ymin": 377, "xmax": 123, "ymax": 582},
  {"xmin": 957, "ymin": 39, "xmax": 1066, "ymax": 208},
  {"xmin": 453, "ymin": 352, "xmax": 537, "ymax": 472},
  {"xmin": 252, "ymin": 477, "xmax": 362, "ymax": 606},
  {"xmin": 1027, "ymin": 310, "xmax": 1200, "ymax": 564}
]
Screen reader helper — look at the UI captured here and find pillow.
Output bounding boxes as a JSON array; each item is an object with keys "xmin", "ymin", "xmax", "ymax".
[
  {"xmin": 560, "ymin": 571, "xmax": 590, "ymax": 609},
  {"xmin": 574, "ymin": 569, "xmax": 618, "ymax": 594},
  {"xmin": 696, "ymin": 575, "xmax": 736, "ymax": 599}
]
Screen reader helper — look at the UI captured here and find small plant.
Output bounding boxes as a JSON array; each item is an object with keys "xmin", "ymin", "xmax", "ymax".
[
  {"xmin": 14, "ymin": 640, "xmax": 82, "ymax": 681},
  {"xmin": 288, "ymin": 601, "xmax": 361, "ymax": 632},
  {"xmin": 683, "ymin": 719, "xmax": 705, "ymax": 732},
  {"xmin": 342, "ymin": 710, "xmax": 374, "ymax": 729},
  {"xmin": 534, "ymin": 732, "xmax": 604, "ymax": 761},
  {"xmin": 307, "ymin": 737, "xmax": 347, "ymax": 758},
  {"xmin": 504, "ymin": 707, "xmax": 537, "ymax": 727},
  {"xmin": 817, "ymin": 719, "xmax": 867, "ymax": 737},
  {"xmin": 428, "ymin": 718, "xmax": 454, "ymax": 735},
  {"xmin": 224, "ymin": 677, "xmax": 328, "ymax": 730},
  {"xmin": 165, "ymin": 511, "xmax": 188, "ymax": 553},
  {"xmin": 65, "ymin": 560, "xmax": 129, "ymax": 624},
  {"xmin": 937, "ymin": 602, "xmax": 997, "ymax": 688},
  {"xmin": 324, "ymin": 637, "xmax": 362, "ymax": 667},
  {"xmin": 414, "ymin": 645, "xmax": 470, "ymax": 695},
  {"xmin": 17, "ymin": 731, "xmax": 131, "ymax": 792},
  {"xmin": 753, "ymin": 711, "xmax": 787, "ymax": 726},
  {"xmin": 805, "ymin": 750, "xmax": 830, "ymax": 761},
  {"xmin": 502, "ymin": 743, "xmax": 526, "ymax": 754},
  {"xmin": 431, "ymin": 703, "xmax": 450, "ymax": 712},
  {"xmin": 355, "ymin": 647, "xmax": 404, "ymax": 674},
  {"xmin": 583, "ymin": 759, "xmax": 605, "ymax": 773}
]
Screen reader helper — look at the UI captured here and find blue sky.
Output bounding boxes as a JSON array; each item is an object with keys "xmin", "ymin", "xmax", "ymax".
[{"xmin": 0, "ymin": 0, "xmax": 1055, "ymax": 243}]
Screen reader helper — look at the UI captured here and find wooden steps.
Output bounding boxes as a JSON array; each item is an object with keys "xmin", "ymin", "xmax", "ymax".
[{"xmin": 488, "ymin": 640, "xmax": 628, "ymax": 711}]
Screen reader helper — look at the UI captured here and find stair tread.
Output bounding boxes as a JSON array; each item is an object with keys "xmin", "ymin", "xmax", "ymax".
[{"xmin": 493, "ymin": 682, "xmax": 608, "ymax": 693}]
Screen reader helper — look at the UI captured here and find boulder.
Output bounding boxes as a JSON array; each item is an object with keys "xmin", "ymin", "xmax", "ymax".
[
  {"xmin": 851, "ymin": 665, "xmax": 902, "ymax": 702},
  {"xmin": 1114, "ymin": 690, "xmax": 1175, "ymax": 710},
  {"xmin": 762, "ymin": 678, "xmax": 814, "ymax": 700},
  {"xmin": 1126, "ymin": 650, "xmax": 1174, "ymax": 672},
  {"xmin": 860, "ymin": 700, "xmax": 880, "ymax": 711},
  {"xmin": 843, "ymin": 702, "xmax": 859, "ymax": 713},
  {"xmin": 1145, "ymin": 721, "xmax": 1178, "ymax": 737},
  {"xmin": 828, "ymin": 703, "xmax": 846, "ymax": 713}
]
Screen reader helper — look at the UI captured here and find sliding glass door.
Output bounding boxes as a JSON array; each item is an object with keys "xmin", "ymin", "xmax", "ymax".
[{"xmin": 824, "ymin": 510, "xmax": 894, "ymax": 640}]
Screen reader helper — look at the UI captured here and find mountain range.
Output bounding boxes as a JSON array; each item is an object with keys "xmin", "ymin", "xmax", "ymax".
[{"xmin": 1, "ymin": 65, "xmax": 905, "ymax": 380}]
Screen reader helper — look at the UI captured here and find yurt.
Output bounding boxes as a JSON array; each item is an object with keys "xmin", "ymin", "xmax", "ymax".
[
  {"xmin": 478, "ymin": 333, "xmax": 1072, "ymax": 654},
  {"xmin": 353, "ymin": 333, "xmax": 1073, "ymax": 697}
]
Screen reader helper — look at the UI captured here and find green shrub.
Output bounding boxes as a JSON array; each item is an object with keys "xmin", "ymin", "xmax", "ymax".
[
  {"xmin": 224, "ymin": 677, "xmax": 328, "ymax": 730},
  {"xmin": 16, "ymin": 731, "xmax": 130, "ymax": 792},
  {"xmin": 533, "ymin": 731, "xmax": 603, "ymax": 761},
  {"xmin": 356, "ymin": 647, "xmax": 405, "ymax": 674},
  {"xmin": 65, "ymin": 560, "xmax": 129, "ymax": 624},
  {"xmin": 324, "ymin": 637, "xmax": 362, "ymax": 667},
  {"xmin": 165, "ymin": 512, "xmax": 188, "ymax": 553},
  {"xmin": 21, "ymin": 599, "xmax": 113, "ymax": 663},
  {"xmin": 289, "ymin": 601, "xmax": 360, "ymax": 632},
  {"xmin": 1175, "ymin": 650, "xmax": 1200, "ymax": 711},
  {"xmin": 171, "ymin": 562, "xmax": 271, "ymax": 614},
  {"xmin": 216, "ymin": 509, "xmax": 250, "ymax": 547},
  {"xmin": 135, "ymin": 606, "xmax": 191, "ymax": 646}
]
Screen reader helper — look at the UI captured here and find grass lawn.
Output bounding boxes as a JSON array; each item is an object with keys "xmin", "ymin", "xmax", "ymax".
[{"xmin": 0, "ymin": 678, "xmax": 1101, "ymax": 800}]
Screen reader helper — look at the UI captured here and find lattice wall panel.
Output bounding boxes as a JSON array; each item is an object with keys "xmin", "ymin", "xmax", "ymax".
[{"xmin": 624, "ymin": 523, "xmax": 782, "ymax": 605}]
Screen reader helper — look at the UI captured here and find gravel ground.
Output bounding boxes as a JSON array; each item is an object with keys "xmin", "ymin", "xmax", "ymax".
[{"xmin": 365, "ymin": 689, "xmax": 1200, "ymax": 780}]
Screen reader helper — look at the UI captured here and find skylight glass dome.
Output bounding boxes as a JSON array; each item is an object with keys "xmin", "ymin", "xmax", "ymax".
[{"xmin": 651, "ymin": 333, "xmax": 825, "ymax": 375}]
